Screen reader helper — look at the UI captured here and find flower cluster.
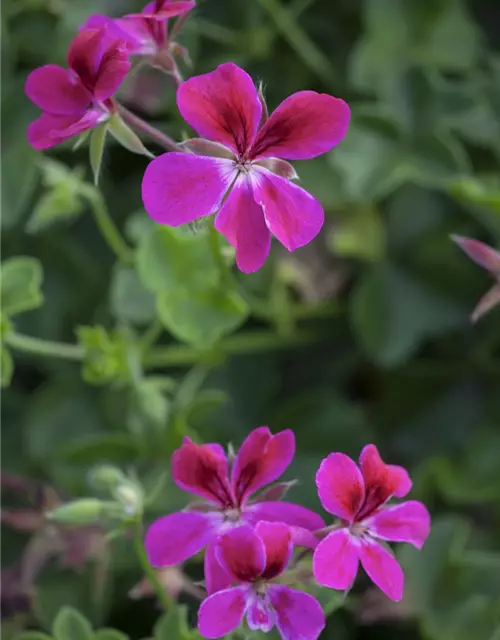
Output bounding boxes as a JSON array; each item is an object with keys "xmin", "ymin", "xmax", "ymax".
[
  {"xmin": 25, "ymin": 0, "xmax": 350, "ymax": 273},
  {"xmin": 145, "ymin": 429, "xmax": 431, "ymax": 640}
]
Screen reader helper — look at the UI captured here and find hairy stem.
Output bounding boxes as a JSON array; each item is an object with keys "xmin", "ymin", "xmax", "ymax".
[
  {"xmin": 132, "ymin": 522, "xmax": 173, "ymax": 610},
  {"xmin": 117, "ymin": 104, "xmax": 183, "ymax": 153},
  {"xmin": 6, "ymin": 332, "xmax": 84, "ymax": 361},
  {"xmin": 81, "ymin": 187, "xmax": 134, "ymax": 265}
]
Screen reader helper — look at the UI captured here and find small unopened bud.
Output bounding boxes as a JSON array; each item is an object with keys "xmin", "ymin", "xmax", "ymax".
[
  {"xmin": 113, "ymin": 480, "xmax": 143, "ymax": 518},
  {"xmin": 89, "ymin": 465, "xmax": 126, "ymax": 492},
  {"xmin": 47, "ymin": 499, "xmax": 109, "ymax": 525}
]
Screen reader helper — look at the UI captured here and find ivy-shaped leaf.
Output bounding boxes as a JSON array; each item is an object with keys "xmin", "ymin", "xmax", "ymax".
[{"xmin": 1, "ymin": 256, "xmax": 44, "ymax": 316}]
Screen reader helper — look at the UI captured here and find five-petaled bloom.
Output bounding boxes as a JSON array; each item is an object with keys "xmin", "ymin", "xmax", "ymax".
[
  {"xmin": 313, "ymin": 444, "xmax": 430, "ymax": 602},
  {"xmin": 451, "ymin": 235, "xmax": 500, "ymax": 322},
  {"xmin": 145, "ymin": 427, "xmax": 324, "ymax": 593},
  {"xmin": 198, "ymin": 522, "xmax": 325, "ymax": 640},
  {"xmin": 142, "ymin": 62, "xmax": 350, "ymax": 273},
  {"xmin": 25, "ymin": 28, "xmax": 130, "ymax": 150},
  {"xmin": 85, "ymin": 0, "xmax": 195, "ymax": 64}
]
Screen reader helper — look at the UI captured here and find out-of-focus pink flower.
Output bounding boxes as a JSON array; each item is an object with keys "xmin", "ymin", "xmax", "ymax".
[
  {"xmin": 452, "ymin": 235, "xmax": 500, "ymax": 322},
  {"xmin": 145, "ymin": 427, "xmax": 324, "ymax": 594},
  {"xmin": 142, "ymin": 62, "xmax": 350, "ymax": 273},
  {"xmin": 129, "ymin": 565, "xmax": 204, "ymax": 602},
  {"xmin": 198, "ymin": 522, "xmax": 325, "ymax": 640},
  {"xmin": 312, "ymin": 445, "xmax": 430, "ymax": 602},
  {"xmin": 1, "ymin": 473, "xmax": 106, "ymax": 591},
  {"xmin": 84, "ymin": 0, "xmax": 195, "ymax": 58},
  {"xmin": 25, "ymin": 28, "xmax": 130, "ymax": 150}
]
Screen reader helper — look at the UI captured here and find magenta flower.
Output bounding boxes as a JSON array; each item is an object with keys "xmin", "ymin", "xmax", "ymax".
[
  {"xmin": 145, "ymin": 427, "xmax": 324, "ymax": 594},
  {"xmin": 85, "ymin": 0, "xmax": 195, "ymax": 57},
  {"xmin": 25, "ymin": 28, "xmax": 130, "ymax": 150},
  {"xmin": 198, "ymin": 522, "xmax": 325, "ymax": 640},
  {"xmin": 312, "ymin": 445, "xmax": 430, "ymax": 602},
  {"xmin": 141, "ymin": 62, "xmax": 350, "ymax": 272},
  {"xmin": 451, "ymin": 235, "xmax": 500, "ymax": 322}
]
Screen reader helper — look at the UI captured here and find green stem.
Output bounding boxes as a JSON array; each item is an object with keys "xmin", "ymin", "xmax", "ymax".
[
  {"xmin": 117, "ymin": 104, "xmax": 183, "ymax": 153},
  {"xmin": 139, "ymin": 319, "xmax": 164, "ymax": 351},
  {"xmin": 82, "ymin": 187, "xmax": 134, "ymax": 265},
  {"xmin": 144, "ymin": 329, "xmax": 323, "ymax": 368},
  {"xmin": 6, "ymin": 332, "xmax": 84, "ymax": 361},
  {"xmin": 209, "ymin": 224, "xmax": 232, "ymax": 287},
  {"xmin": 132, "ymin": 523, "xmax": 173, "ymax": 610}
]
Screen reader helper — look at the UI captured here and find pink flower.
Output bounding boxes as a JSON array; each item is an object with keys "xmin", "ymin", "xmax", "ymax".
[
  {"xmin": 451, "ymin": 235, "xmax": 500, "ymax": 322},
  {"xmin": 25, "ymin": 28, "xmax": 130, "ymax": 150},
  {"xmin": 312, "ymin": 445, "xmax": 430, "ymax": 602},
  {"xmin": 141, "ymin": 62, "xmax": 350, "ymax": 272},
  {"xmin": 198, "ymin": 522, "xmax": 325, "ymax": 640},
  {"xmin": 145, "ymin": 427, "xmax": 324, "ymax": 594},
  {"xmin": 85, "ymin": 0, "xmax": 195, "ymax": 57}
]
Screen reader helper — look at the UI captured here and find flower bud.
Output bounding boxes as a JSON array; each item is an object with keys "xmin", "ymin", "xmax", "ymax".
[
  {"xmin": 89, "ymin": 465, "xmax": 127, "ymax": 492},
  {"xmin": 113, "ymin": 480, "xmax": 143, "ymax": 518},
  {"xmin": 46, "ymin": 499, "xmax": 112, "ymax": 525}
]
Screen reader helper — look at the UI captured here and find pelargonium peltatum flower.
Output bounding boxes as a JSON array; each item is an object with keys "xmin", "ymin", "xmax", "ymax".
[
  {"xmin": 145, "ymin": 427, "xmax": 324, "ymax": 593},
  {"xmin": 85, "ymin": 0, "xmax": 194, "ymax": 59},
  {"xmin": 198, "ymin": 522, "xmax": 325, "ymax": 640},
  {"xmin": 25, "ymin": 28, "xmax": 130, "ymax": 150},
  {"xmin": 142, "ymin": 62, "xmax": 350, "ymax": 272},
  {"xmin": 313, "ymin": 445, "xmax": 430, "ymax": 602},
  {"xmin": 452, "ymin": 235, "xmax": 500, "ymax": 322}
]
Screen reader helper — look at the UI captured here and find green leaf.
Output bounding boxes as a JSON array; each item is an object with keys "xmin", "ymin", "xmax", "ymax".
[
  {"xmin": 1, "ymin": 345, "xmax": 13, "ymax": 388},
  {"xmin": 136, "ymin": 225, "xmax": 219, "ymax": 294},
  {"xmin": 329, "ymin": 205, "xmax": 385, "ymax": 261},
  {"xmin": 1, "ymin": 256, "xmax": 44, "ymax": 316},
  {"xmin": 449, "ymin": 175, "xmax": 500, "ymax": 215},
  {"xmin": 350, "ymin": 263, "xmax": 467, "ymax": 366},
  {"xmin": 89, "ymin": 123, "xmax": 108, "ymax": 185},
  {"xmin": 157, "ymin": 286, "xmax": 249, "ymax": 347},
  {"xmin": 27, "ymin": 186, "xmax": 85, "ymax": 234},
  {"xmin": 110, "ymin": 266, "xmax": 156, "ymax": 325},
  {"xmin": 56, "ymin": 433, "xmax": 138, "ymax": 463},
  {"xmin": 12, "ymin": 634, "xmax": 53, "ymax": 640},
  {"xmin": 107, "ymin": 114, "xmax": 154, "ymax": 158},
  {"xmin": 329, "ymin": 118, "xmax": 402, "ymax": 202},
  {"xmin": 52, "ymin": 606, "xmax": 94, "ymax": 640},
  {"xmin": 1, "ymin": 141, "xmax": 38, "ymax": 230},
  {"xmin": 95, "ymin": 631, "xmax": 129, "ymax": 640},
  {"xmin": 154, "ymin": 605, "xmax": 199, "ymax": 640},
  {"xmin": 131, "ymin": 377, "xmax": 171, "ymax": 431}
]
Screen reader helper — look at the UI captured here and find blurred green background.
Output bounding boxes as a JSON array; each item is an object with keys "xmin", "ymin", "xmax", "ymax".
[{"xmin": 2, "ymin": 0, "xmax": 500, "ymax": 639}]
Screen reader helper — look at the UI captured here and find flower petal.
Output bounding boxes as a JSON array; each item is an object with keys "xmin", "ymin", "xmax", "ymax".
[
  {"xmin": 216, "ymin": 525, "xmax": 266, "ymax": 582},
  {"xmin": 68, "ymin": 28, "xmax": 106, "ymax": 88},
  {"xmin": 145, "ymin": 511, "xmax": 216, "ymax": 566},
  {"xmin": 252, "ymin": 168, "xmax": 324, "ymax": 252},
  {"xmin": 250, "ymin": 90, "xmax": 350, "ymax": 160},
  {"xmin": 27, "ymin": 111, "xmax": 103, "ymax": 150},
  {"xmin": 142, "ymin": 153, "xmax": 233, "ymax": 226},
  {"xmin": 25, "ymin": 65, "xmax": 90, "ymax": 115},
  {"xmin": 214, "ymin": 176, "xmax": 271, "ymax": 273},
  {"xmin": 177, "ymin": 62, "xmax": 262, "ymax": 156},
  {"xmin": 244, "ymin": 501, "xmax": 324, "ymax": 533},
  {"xmin": 254, "ymin": 521, "xmax": 292, "ymax": 580},
  {"xmin": 204, "ymin": 539, "xmax": 234, "ymax": 595},
  {"xmin": 246, "ymin": 594, "xmax": 276, "ymax": 632},
  {"xmin": 358, "ymin": 538, "xmax": 404, "ymax": 602},
  {"xmin": 365, "ymin": 501, "xmax": 431, "ymax": 550},
  {"xmin": 93, "ymin": 42, "xmax": 130, "ymax": 101},
  {"xmin": 472, "ymin": 283, "xmax": 500, "ymax": 323},
  {"xmin": 357, "ymin": 445, "xmax": 411, "ymax": 519},
  {"xmin": 451, "ymin": 235, "xmax": 500, "ymax": 275},
  {"xmin": 315, "ymin": 453, "xmax": 365, "ymax": 522},
  {"xmin": 133, "ymin": 0, "xmax": 195, "ymax": 19},
  {"xmin": 171, "ymin": 437, "xmax": 233, "ymax": 506},
  {"xmin": 198, "ymin": 587, "xmax": 247, "ymax": 638},
  {"xmin": 231, "ymin": 427, "xmax": 295, "ymax": 503},
  {"xmin": 269, "ymin": 585, "xmax": 325, "ymax": 640},
  {"xmin": 312, "ymin": 529, "xmax": 359, "ymax": 590}
]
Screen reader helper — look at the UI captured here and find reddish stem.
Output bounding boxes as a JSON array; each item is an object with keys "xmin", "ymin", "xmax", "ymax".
[{"xmin": 116, "ymin": 103, "xmax": 183, "ymax": 153}]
